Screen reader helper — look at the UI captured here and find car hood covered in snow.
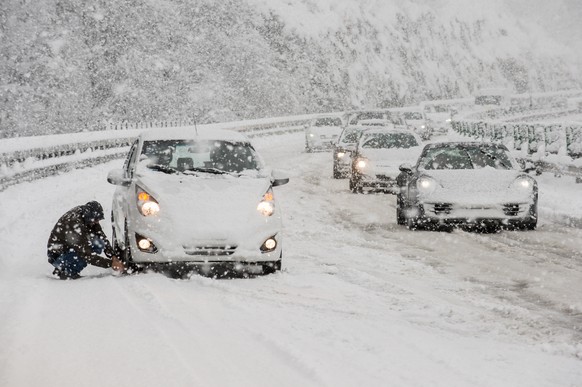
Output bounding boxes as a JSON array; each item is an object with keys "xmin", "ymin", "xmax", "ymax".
[
  {"xmin": 419, "ymin": 168, "xmax": 535, "ymax": 204},
  {"xmin": 135, "ymin": 170, "xmax": 274, "ymax": 243}
]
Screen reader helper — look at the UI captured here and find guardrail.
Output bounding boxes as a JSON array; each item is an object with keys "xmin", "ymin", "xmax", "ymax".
[
  {"xmin": 451, "ymin": 109, "xmax": 582, "ymax": 181},
  {"xmin": 451, "ymin": 118, "xmax": 582, "ymax": 158},
  {"xmin": 0, "ymin": 115, "xmax": 316, "ymax": 192}
]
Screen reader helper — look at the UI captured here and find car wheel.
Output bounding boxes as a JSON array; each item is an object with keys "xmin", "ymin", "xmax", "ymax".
[
  {"xmin": 349, "ymin": 177, "xmax": 362, "ymax": 193},
  {"xmin": 405, "ymin": 205, "xmax": 422, "ymax": 230},
  {"xmin": 111, "ymin": 214, "xmax": 123, "ymax": 256},
  {"xmin": 305, "ymin": 146, "xmax": 313, "ymax": 153},
  {"xmin": 396, "ymin": 194, "xmax": 405, "ymax": 225},
  {"xmin": 333, "ymin": 164, "xmax": 341, "ymax": 179},
  {"xmin": 123, "ymin": 222, "xmax": 132, "ymax": 263}
]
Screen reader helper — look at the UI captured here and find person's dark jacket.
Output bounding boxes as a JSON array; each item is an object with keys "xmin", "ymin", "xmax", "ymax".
[{"xmin": 47, "ymin": 201, "xmax": 115, "ymax": 268}]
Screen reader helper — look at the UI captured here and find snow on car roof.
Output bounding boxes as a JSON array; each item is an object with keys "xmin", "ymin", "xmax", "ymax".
[
  {"xmin": 139, "ymin": 127, "xmax": 250, "ymax": 142},
  {"xmin": 423, "ymin": 141, "xmax": 508, "ymax": 149},
  {"xmin": 361, "ymin": 127, "xmax": 412, "ymax": 135}
]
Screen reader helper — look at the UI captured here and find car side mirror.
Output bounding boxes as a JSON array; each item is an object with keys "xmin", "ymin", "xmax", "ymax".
[
  {"xmin": 522, "ymin": 161, "xmax": 541, "ymax": 175},
  {"xmin": 107, "ymin": 169, "xmax": 131, "ymax": 187},
  {"xmin": 344, "ymin": 144, "xmax": 356, "ymax": 152},
  {"xmin": 271, "ymin": 169, "xmax": 289, "ymax": 187},
  {"xmin": 399, "ymin": 163, "xmax": 413, "ymax": 173}
]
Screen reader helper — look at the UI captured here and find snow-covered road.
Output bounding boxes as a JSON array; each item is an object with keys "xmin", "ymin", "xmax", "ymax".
[{"xmin": 1, "ymin": 132, "xmax": 581, "ymax": 387}]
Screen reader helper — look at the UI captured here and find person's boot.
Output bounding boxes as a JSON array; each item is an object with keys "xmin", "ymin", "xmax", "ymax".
[{"xmin": 52, "ymin": 268, "xmax": 81, "ymax": 280}]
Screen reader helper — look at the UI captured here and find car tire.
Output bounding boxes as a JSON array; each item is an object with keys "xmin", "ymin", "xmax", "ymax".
[
  {"xmin": 333, "ymin": 165, "xmax": 341, "ymax": 179},
  {"xmin": 518, "ymin": 200, "xmax": 538, "ymax": 231},
  {"xmin": 396, "ymin": 194, "xmax": 405, "ymax": 225},
  {"xmin": 349, "ymin": 177, "xmax": 362, "ymax": 193},
  {"xmin": 111, "ymin": 214, "xmax": 123, "ymax": 256},
  {"xmin": 405, "ymin": 205, "xmax": 422, "ymax": 230}
]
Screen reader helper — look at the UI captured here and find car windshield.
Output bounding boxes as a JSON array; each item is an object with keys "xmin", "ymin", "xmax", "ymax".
[
  {"xmin": 315, "ymin": 117, "xmax": 342, "ymax": 127},
  {"xmin": 339, "ymin": 128, "xmax": 363, "ymax": 144},
  {"xmin": 140, "ymin": 139, "xmax": 262, "ymax": 174},
  {"xmin": 361, "ymin": 133, "xmax": 419, "ymax": 149},
  {"xmin": 403, "ymin": 112, "xmax": 423, "ymax": 120},
  {"xmin": 349, "ymin": 112, "xmax": 385, "ymax": 125},
  {"xmin": 419, "ymin": 145, "xmax": 515, "ymax": 170}
]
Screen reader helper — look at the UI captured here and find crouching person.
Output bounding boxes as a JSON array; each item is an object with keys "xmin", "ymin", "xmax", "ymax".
[{"xmin": 47, "ymin": 201, "xmax": 125, "ymax": 279}]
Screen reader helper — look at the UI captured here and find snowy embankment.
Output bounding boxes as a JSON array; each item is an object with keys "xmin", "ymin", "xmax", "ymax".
[{"xmin": 0, "ymin": 130, "xmax": 581, "ymax": 387}]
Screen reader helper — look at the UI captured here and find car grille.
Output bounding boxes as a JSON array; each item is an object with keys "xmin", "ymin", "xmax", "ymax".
[
  {"xmin": 183, "ymin": 245, "xmax": 237, "ymax": 256},
  {"xmin": 502, "ymin": 204, "xmax": 521, "ymax": 216},
  {"xmin": 427, "ymin": 203, "xmax": 453, "ymax": 215}
]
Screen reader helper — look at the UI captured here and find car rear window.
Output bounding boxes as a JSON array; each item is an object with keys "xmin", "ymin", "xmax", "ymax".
[
  {"xmin": 361, "ymin": 133, "xmax": 419, "ymax": 149},
  {"xmin": 315, "ymin": 117, "xmax": 342, "ymax": 127}
]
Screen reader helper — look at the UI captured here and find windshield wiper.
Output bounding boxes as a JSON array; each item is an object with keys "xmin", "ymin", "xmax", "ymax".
[
  {"xmin": 183, "ymin": 167, "xmax": 229, "ymax": 175},
  {"xmin": 477, "ymin": 149, "xmax": 511, "ymax": 169},
  {"xmin": 146, "ymin": 164, "xmax": 178, "ymax": 174}
]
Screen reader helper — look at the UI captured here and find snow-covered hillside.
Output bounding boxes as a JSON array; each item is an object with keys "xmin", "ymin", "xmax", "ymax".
[{"xmin": 1, "ymin": 0, "xmax": 580, "ymax": 137}]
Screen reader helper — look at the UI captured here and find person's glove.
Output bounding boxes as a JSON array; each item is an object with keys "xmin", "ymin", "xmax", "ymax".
[{"xmin": 111, "ymin": 256, "xmax": 126, "ymax": 272}]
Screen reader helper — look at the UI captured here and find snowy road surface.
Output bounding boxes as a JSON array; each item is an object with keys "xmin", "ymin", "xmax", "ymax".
[{"xmin": 1, "ymin": 132, "xmax": 581, "ymax": 386}]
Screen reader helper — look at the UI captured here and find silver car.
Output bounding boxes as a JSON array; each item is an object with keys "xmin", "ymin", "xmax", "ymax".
[
  {"xmin": 107, "ymin": 128, "xmax": 289, "ymax": 276},
  {"xmin": 396, "ymin": 142, "xmax": 538, "ymax": 231},
  {"xmin": 305, "ymin": 115, "xmax": 344, "ymax": 152}
]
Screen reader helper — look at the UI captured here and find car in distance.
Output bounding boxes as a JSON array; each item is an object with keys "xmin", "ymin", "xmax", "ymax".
[
  {"xmin": 396, "ymin": 142, "xmax": 538, "ymax": 231},
  {"xmin": 305, "ymin": 115, "xmax": 344, "ymax": 152},
  {"xmin": 332, "ymin": 125, "xmax": 368, "ymax": 179},
  {"xmin": 350, "ymin": 129, "xmax": 422, "ymax": 193},
  {"xmin": 107, "ymin": 127, "xmax": 289, "ymax": 276},
  {"xmin": 390, "ymin": 108, "xmax": 433, "ymax": 140}
]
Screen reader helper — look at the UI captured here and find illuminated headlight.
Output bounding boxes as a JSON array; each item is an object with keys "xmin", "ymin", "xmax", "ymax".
[
  {"xmin": 309, "ymin": 133, "xmax": 315, "ymax": 137},
  {"xmin": 137, "ymin": 188, "xmax": 160, "ymax": 216},
  {"xmin": 356, "ymin": 159, "xmax": 367, "ymax": 169},
  {"xmin": 260, "ymin": 236, "xmax": 277, "ymax": 252},
  {"xmin": 337, "ymin": 152, "xmax": 346, "ymax": 159},
  {"xmin": 417, "ymin": 176, "xmax": 438, "ymax": 195},
  {"xmin": 420, "ymin": 125, "xmax": 426, "ymax": 129},
  {"xmin": 138, "ymin": 238, "xmax": 151, "ymax": 250},
  {"xmin": 511, "ymin": 176, "xmax": 534, "ymax": 190},
  {"xmin": 445, "ymin": 118, "xmax": 452, "ymax": 123},
  {"xmin": 135, "ymin": 234, "xmax": 157, "ymax": 253},
  {"xmin": 257, "ymin": 189, "xmax": 275, "ymax": 217}
]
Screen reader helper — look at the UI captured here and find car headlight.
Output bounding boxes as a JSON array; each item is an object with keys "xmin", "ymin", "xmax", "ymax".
[
  {"xmin": 337, "ymin": 151, "xmax": 346, "ymax": 159},
  {"xmin": 135, "ymin": 233, "xmax": 158, "ymax": 253},
  {"xmin": 445, "ymin": 118, "xmax": 452, "ymax": 123},
  {"xmin": 511, "ymin": 176, "xmax": 535, "ymax": 190},
  {"xmin": 137, "ymin": 187, "xmax": 160, "ymax": 216},
  {"xmin": 355, "ymin": 159, "xmax": 368, "ymax": 170},
  {"xmin": 309, "ymin": 133, "xmax": 315, "ymax": 137},
  {"xmin": 420, "ymin": 124, "xmax": 426, "ymax": 129},
  {"xmin": 257, "ymin": 188, "xmax": 275, "ymax": 217},
  {"xmin": 417, "ymin": 176, "xmax": 438, "ymax": 195}
]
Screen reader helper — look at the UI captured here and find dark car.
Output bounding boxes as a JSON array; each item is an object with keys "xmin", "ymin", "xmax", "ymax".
[{"xmin": 332, "ymin": 125, "xmax": 367, "ymax": 179}]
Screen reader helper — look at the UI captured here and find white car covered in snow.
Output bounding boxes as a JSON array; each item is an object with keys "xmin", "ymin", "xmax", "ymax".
[
  {"xmin": 396, "ymin": 142, "xmax": 538, "ymax": 231},
  {"xmin": 349, "ymin": 128, "xmax": 422, "ymax": 193},
  {"xmin": 304, "ymin": 115, "xmax": 344, "ymax": 152},
  {"xmin": 107, "ymin": 128, "xmax": 289, "ymax": 276}
]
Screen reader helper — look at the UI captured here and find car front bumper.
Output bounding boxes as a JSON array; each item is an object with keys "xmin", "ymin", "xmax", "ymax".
[
  {"xmin": 127, "ymin": 208, "xmax": 283, "ymax": 264},
  {"xmin": 418, "ymin": 201, "xmax": 536, "ymax": 225}
]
